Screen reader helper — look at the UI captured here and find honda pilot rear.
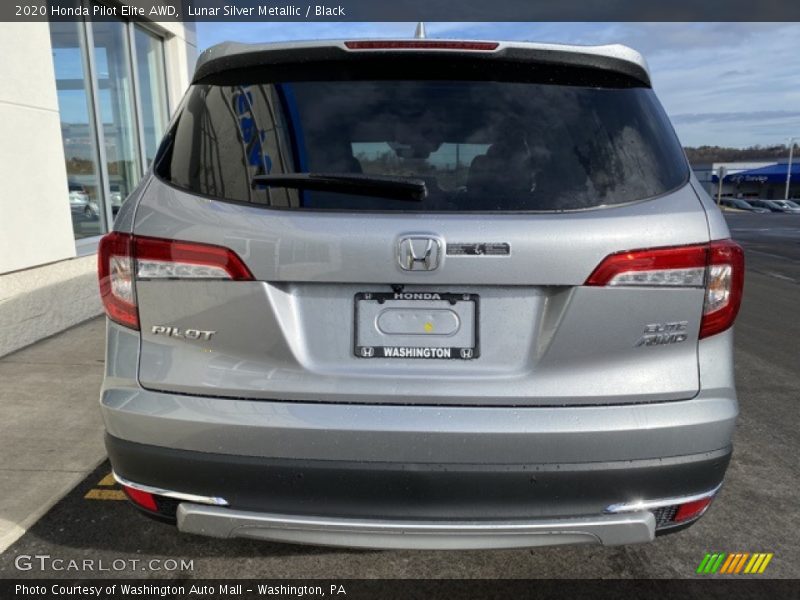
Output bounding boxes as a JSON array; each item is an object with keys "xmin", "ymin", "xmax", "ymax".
[{"xmin": 98, "ymin": 39, "xmax": 742, "ymax": 548}]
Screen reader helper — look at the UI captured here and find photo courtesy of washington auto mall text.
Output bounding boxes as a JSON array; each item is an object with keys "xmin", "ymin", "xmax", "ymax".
[
  {"xmin": 1, "ymin": 0, "xmax": 799, "ymax": 598},
  {"xmin": 14, "ymin": 583, "xmax": 346, "ymax": 597}
]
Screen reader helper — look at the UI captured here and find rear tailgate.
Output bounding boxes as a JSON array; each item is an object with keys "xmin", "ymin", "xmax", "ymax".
[
  {"xmin": 133, "ymin": 179, "xmax": 707, "ymax": 406},
  {"xmin": 133, "ymin": 43, "xmax": 707, "ymax": 406}
]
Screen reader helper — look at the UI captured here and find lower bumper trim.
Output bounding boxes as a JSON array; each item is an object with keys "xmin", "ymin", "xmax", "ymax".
[{"xmin": 176, "ymin": 504, "xmax": 656, "ymax": 550}]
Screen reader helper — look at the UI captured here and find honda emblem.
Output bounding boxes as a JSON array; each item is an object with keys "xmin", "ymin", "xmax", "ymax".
[{"xmin": 397, "ymin": 236, "xmax": 442, "ymax": 271}]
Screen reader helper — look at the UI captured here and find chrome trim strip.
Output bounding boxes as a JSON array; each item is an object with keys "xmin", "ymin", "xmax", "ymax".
[
  {"xmin": 112, "ymin": 472, "xmax": 229, "ymax": 507},
  {"xmin": 177, "ymin": 505, "xmax": 656, "ymax": 549},
  {"xmin": 604, "ymin": 483, "xmax": 722, "ymax": 514}
]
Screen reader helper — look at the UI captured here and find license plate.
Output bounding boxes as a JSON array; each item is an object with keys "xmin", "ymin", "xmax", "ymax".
[{"xmin": 354, "ymin": 292, "xmax": 479, "ymax": 360}]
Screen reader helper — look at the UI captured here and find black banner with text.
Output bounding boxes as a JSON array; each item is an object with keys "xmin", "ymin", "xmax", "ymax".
[
  {"xmin": 3, "ymin": 579, "xmax": 799, "ymax": 600},
  {"xmin": 5, "ymin": 0, "xmax": 800, "ymax": 22}
]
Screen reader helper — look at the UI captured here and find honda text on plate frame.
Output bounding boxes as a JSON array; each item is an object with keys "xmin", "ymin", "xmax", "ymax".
[{"xmin": 97, "ymin": 39, "xmax": 743, "ymax": 549}]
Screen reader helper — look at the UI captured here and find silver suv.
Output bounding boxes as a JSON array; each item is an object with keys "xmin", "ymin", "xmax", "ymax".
[{"xmin": 98, "ymin": 39, "xmax": 743, "ymax": 549}]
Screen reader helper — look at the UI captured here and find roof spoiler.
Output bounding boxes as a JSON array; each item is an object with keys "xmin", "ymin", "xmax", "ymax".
[{"xmin": 192, "ymin": 40, "xmax": 651, "ymax": 87}]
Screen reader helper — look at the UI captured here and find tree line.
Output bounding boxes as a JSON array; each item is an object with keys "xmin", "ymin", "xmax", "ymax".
[{"xmin": 684, "ymin": 144, "xmax": 795, "ymax": 165}]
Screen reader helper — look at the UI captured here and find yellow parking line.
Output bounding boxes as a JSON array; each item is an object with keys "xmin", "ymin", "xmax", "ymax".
[
  {"xmin": 84, "ymin": 489, "xmax": 127, "ymax": 501},
  {"xmin": 97, "ymin": 473, "xmax": 117, "ymax": 487}
]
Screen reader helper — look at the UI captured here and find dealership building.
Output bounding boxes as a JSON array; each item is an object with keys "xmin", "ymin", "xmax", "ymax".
[
  {"xmin": 0, "ymin": 13, "xmax": 196, "ymax": 356},
  {"xmin": 693, "ymin": 160, "xmax": 800, "ymax": 200}
]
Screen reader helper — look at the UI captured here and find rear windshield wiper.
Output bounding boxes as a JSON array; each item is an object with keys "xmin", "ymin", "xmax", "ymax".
[{"xmin": 251, "ymin": 173, "xmax": 427, "ymax": 202}]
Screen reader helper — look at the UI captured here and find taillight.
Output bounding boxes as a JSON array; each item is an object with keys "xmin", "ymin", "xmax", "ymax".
[
  {"xmin": 98, "ymin": 232, "xmax": 138, "ymax": 329},
  {"xmin": 344, "ymin": 40, "xmax": 499, "ymax": 51},
  {"xmin": 586, "ymin": 240, "xmax": 744, "ymax": 339},
  {"xmin": 133, "ymin": 236, "xmax": 254, "ymax": 281},
  {"xmin": 700, "ymin": 241, "xmax": 745, "ymax": 339},
  {"xmin": 98, "ymin": 232, "xmax": 254, "ymax": 330}
]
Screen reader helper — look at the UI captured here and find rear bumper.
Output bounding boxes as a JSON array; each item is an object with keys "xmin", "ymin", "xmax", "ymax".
[{"xmin": 106, "ymin": 433, "xmax": 730, "ymax": 547}]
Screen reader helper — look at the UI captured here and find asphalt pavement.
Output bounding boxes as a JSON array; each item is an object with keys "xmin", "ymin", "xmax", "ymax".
[{"xmin": 0, "ymin": 211, "xmax": 798, "ymax": 579}]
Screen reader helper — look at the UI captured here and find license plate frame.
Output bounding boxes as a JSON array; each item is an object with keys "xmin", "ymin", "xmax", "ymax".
[{"xmin": 354, "ymin": 291, "xmax": 479, "ymax": 360}]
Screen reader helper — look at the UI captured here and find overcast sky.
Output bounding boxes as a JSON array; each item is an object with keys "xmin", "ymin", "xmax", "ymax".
[{"xmin": 196, "ymin": 22, "xmax": 800, "ymax": 148}]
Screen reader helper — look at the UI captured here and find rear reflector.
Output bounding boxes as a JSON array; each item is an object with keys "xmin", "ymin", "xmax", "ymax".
[
  {"xmin": 605, "ymin": 485, "xmax": 720, "ymax": 531},
  {"xmin": 585, "ymin": 240, "xmax": 744, "ymax": 339},
  {"xmin": 344, "ymin": 41, "xmax": 499, "ymax": 51},
  {"xmin": 674, "ymin": 497, "xmax": 714, "ymax": 523},
  {"xmin": 121, "ymin": 485, "xmax": 158, "ymax": 512},
  {"xmin": 98, "ymin": 232, "xmax": 254, "ymax": 330}
]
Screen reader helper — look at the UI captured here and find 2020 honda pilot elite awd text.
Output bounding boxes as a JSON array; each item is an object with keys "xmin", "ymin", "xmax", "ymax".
[{"xmin": 98, "ymin": 39, "xmax": 743, "ymax": 549}]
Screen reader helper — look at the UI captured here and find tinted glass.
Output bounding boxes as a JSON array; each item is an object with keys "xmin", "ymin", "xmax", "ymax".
[{"xmin": 161, "ymin": 80, "xmax": 688, "ymax": 211}]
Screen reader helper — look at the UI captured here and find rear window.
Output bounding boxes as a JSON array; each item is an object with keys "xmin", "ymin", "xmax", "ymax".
[{"xmin": 158, "ymin": 78, "xmax": 688, "ymax": 211}]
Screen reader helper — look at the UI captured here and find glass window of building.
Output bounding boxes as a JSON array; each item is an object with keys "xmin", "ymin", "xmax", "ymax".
[
  {"xmin": 49, "ymin": 21, "xmax": 106, "ymax": 239},
  {"xmin": 92, "ymin": 19, "xmax": 142, "ymax": 221},
  {"xmin": 134, "ymin": 25, "xmax": 169, "ymax": 166},
  {"xmin": 48, "ymin": 16, "xmax": 169, "ymax": 241}
]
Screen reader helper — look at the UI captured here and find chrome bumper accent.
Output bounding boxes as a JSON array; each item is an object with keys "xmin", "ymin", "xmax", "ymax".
[
  {"xmin": 603, "ymin": 483, "xmax": 721, "ymax": 514},
  {"xmin": 112, "ymin": 471, "xmax": 229, "ymax": 506},
  {"xmin": 176, "ymin": 505, "xmax": 655, "ymax": 549}
]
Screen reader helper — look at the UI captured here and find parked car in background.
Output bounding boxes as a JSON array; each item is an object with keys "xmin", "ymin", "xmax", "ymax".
[
  {"xmin": 768, "ymin": 200, "xmax": 800, "ymax": 214},
  {"xmin": 719, "ymin": 198, "xmax": 770, "ymax": 213},
  {"xmin": 68, "ymin": 183, "xmax": 99, "ymax": 218},
  {"xmin": 98, "ymin": 39, "xmax": 743, "ymax": 550},
  {"xmin": 748, "ymin": 199, "xmax": 795, "ymax": 213},
  {"xmin": 110, "ymin": 184, "xmax": 125, "ymax": 215}
]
